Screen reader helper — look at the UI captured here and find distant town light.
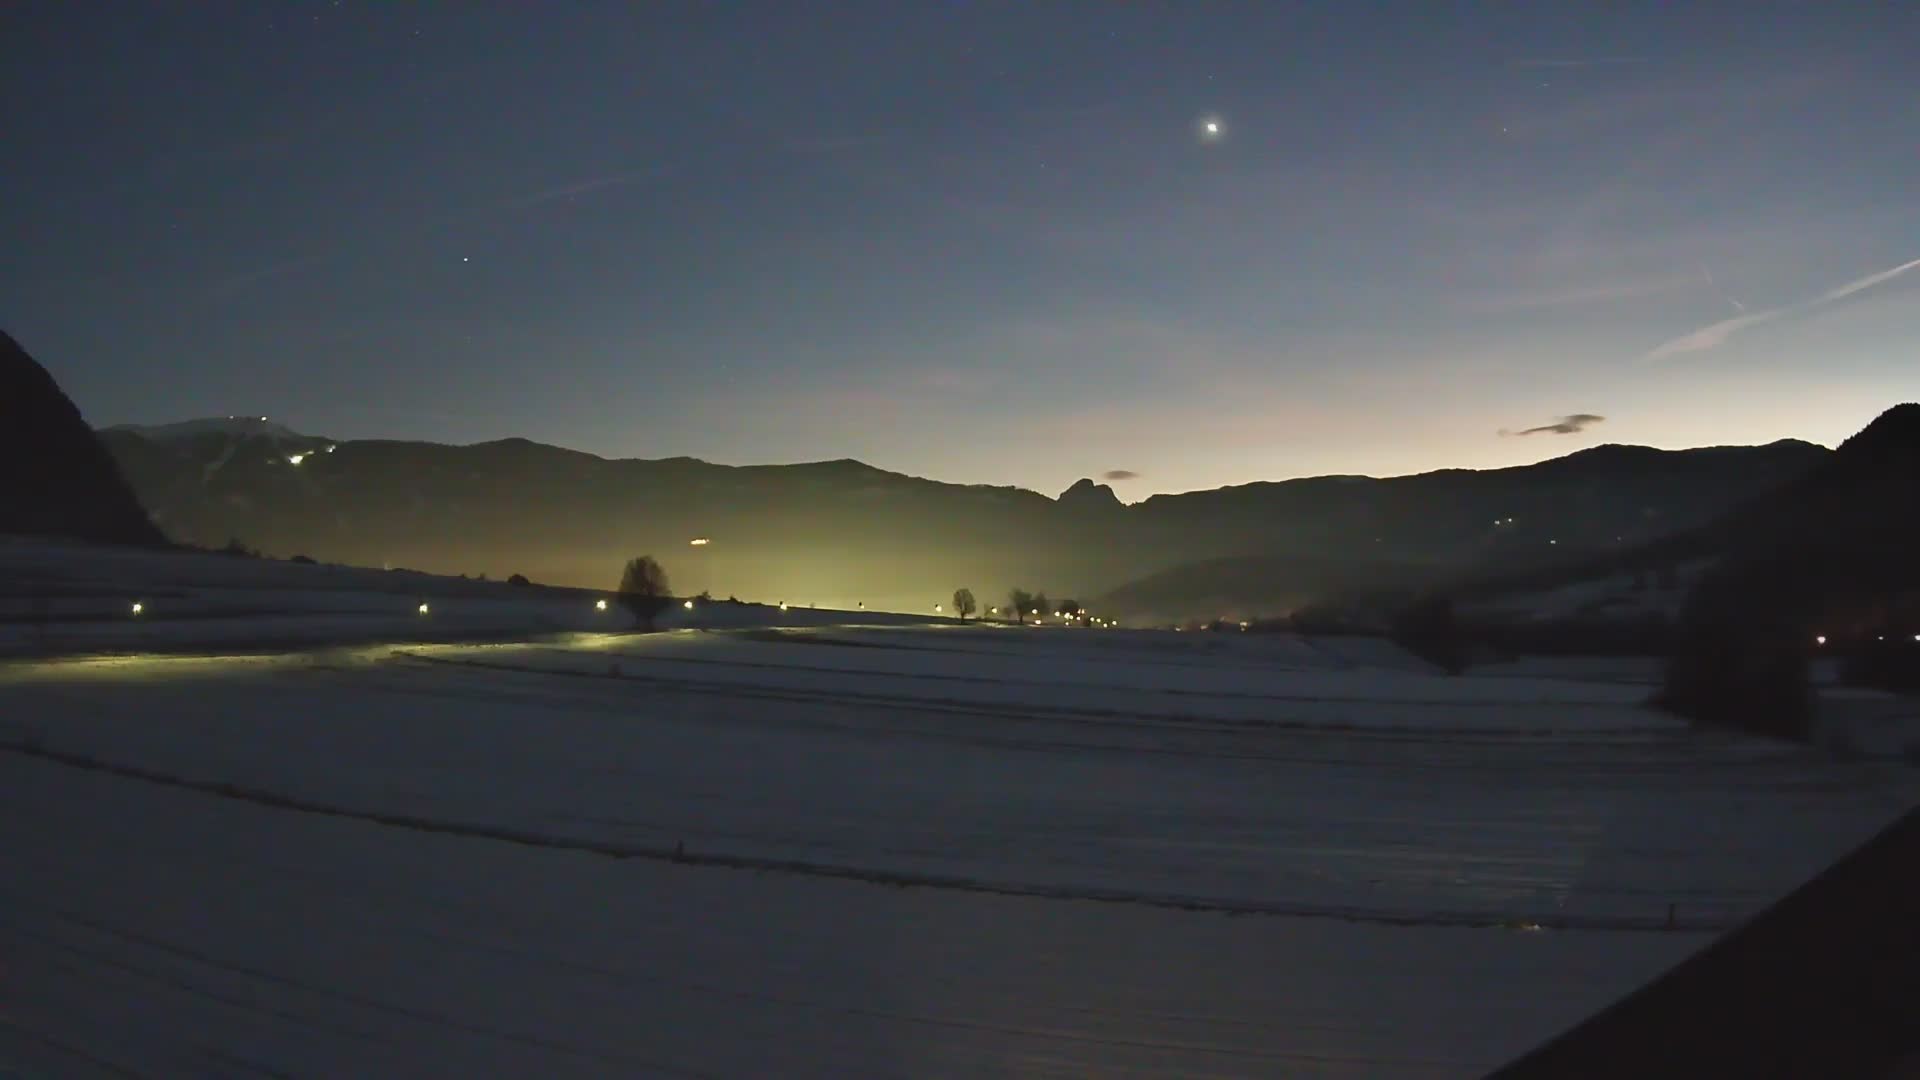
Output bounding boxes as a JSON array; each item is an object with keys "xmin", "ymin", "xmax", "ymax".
[
  {"xmin": 689, "ymin": 537, "xmax": 710, "ymax": 546},
  {"xmin": 1815, "ymin": 635, "xmax": 1827, "ymax": 646},
  {"xmin": 130, "ymin": 601, "xmax": 143, "ymax": 616},
  {"xmin": 325, "ymin": 445, "xmax": 337, "ymax": 453},
  {"xmin": 684, "ymin": 599, "xmax": 695, "ymax": 610},
  {"xmin": 417, "ymin": 603, "xmax": 430, "ymax": 615},
  {"xmin": 779, "ymin": 602, "xmax": 788, "ymax": 611},
  {"xmin": 287, "ymin": 453, "xmax": 306, "ymax": 466},
  {"xmin": 934, "ymin": 603, "xmax": 943, "ymax": 612},
  {"xmin": 595, "ymin": 599, "xmax": 608, "ymax": 611}
]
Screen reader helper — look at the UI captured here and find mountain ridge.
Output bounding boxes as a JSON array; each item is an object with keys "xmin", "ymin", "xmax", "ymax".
[{"xmin": 96, "ymin": 417, "xmax": 1833, "ymax": 615}]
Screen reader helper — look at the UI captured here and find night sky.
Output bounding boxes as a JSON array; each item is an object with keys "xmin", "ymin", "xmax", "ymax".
[{"xmin": 7, "ymin": 3, "xmax": 1918, "ymax": 497}]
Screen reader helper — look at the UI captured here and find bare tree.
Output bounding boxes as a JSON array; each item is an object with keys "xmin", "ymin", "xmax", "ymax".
[
  {"xmin": 952, "ymin": 588, "xmax": 977, "ymax": 622},
  {"xmin": 1008, "ymin": 588, "xmax": 1033, "ymax": 626},
  {"xmin": 618, "ymin": 555, "xmax": 672, "ymax": 631}
]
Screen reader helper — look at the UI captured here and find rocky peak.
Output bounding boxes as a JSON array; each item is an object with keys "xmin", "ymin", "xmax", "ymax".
[{"xmin": 1058, "ymin": 477, "xmax": 1123, "ymax": 510}]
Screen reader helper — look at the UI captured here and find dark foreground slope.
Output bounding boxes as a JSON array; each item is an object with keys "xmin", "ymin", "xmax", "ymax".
[
  {"xmin": 1660, "ymin": 404, "xmax": 1920, "ymax": 735},
  {"xmin": 1488, "ymin": 803, "xmax": 1920, "ymax": 1080},
  {"xmin": 0, "ymin": 330, "xmax": 164, "ymax": 546}
]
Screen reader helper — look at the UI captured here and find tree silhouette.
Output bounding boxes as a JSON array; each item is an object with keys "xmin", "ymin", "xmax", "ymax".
[
  {"xmin": 1008, "ymin": 588, "xmax": 1034, "ymax": 625},
  {"xmin": 1032, "ymin": 593, "xmax": 1050, "ymax": 621},
  {"xmin": 952, "ymin": 588, "xmax": 977, "ymax": 622},
  {"xmin": 617, "ymin": 555, "xmax": 672, "ymax": 631},
  {"xmin": 1055, "ymin": 598, "xmax": 1080, "ymax": 619}
]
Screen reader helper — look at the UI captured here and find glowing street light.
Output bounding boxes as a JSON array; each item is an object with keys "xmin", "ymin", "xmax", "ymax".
[
  {"xmin": 934, "ymin": 603, "xmax": 943, "ymax": 613},
  {"xmin": 689, "ymin": 537, "xmax": 710, "ymax": 546},
  {"xmin": 779, "ymin": 602, "xmax": 788, "ymax": 611},
  {"xmin": 417, "ymin": 602, "xmax": 430, "ymax": 615},
  {"xmin": 1815, "ymin": 635, "xmax": 1826, "ymax": 646},
  {"xmin": 683, "ymin": 599, "xmax": 695, "ymax": 610},
  {"xmin": 130, "ymin": 601, "xmax": 144, "ymax": 616},
  {"xmin": 595, "ymin": 599, "xmax": 608, "ymax": 611}
]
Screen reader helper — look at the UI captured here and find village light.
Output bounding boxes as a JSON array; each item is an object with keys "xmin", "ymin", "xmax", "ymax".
[
  {"xmin": 684, "ymin": 599, "xmax": 695, "ymax": 610},
  {"xmin": 417, "ymin": 603, "xmax": 430, "ymax": 615},
  {"xmin": 596, "ymin": 599, "xmax": 608, "ymax": 611},
  {"xmin": 130, "ymin": 601, "xmax": 143, "ymax": 616},
  {"xmin": 934, "ymin": 603, "xmax": 943, "ymax": 612},
  {"xmin": 1815, "ymin": 635, "xmax": 1827, "ymax": 646}
]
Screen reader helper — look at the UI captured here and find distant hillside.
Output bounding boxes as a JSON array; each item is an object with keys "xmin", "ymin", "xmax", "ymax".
[
  {"xmin": 1, "ymin": 331, "xmax": 165, "ymax": 547},
  {"xmin": 1658, "ymin": 403, "xmax": 1920, "ymax": 735},
  {"xmin": 99, "ymin": 417, "xmax": 1832, "ymax": 615},
  {"xmin": 1095, "ymin": 440, "xmax": 1828, "ymax": 620}
]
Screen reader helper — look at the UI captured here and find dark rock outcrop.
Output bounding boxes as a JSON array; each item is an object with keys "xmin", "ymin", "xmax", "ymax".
[
  {"xmin": 1, "ymin": 330, "xmax": 166, "ymax": 545},
  {"xmin": 1057, "ymin": 477, "xmax": 1123, "ymax": 511}
]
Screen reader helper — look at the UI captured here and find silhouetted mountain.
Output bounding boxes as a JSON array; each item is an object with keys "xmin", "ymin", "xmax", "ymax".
[
  {"xmin": 98, "ymin": 420, "xmax": 1832, "ymax": 615},
  {"xmin": 104, "ymin": 416, "xmax": 311, "ymax": 444},
  {"xmin": 1651, "ymin": 405, "xmax": 1920, "ymax": 736},
  {"xmin": 1, "ymin": 331, "xmax": 165, "ymax": 546},
  {"xmin": 1096, "ymin": 440, "xmax": 1828, "ymax": 619},
  {"xmin": 1057, "ymin": 478, "xmax": 1123, "ymax": 511}
]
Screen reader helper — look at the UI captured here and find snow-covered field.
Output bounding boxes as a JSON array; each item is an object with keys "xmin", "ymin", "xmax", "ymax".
[{"xmin": 3, "ymin": 540, "xmax": 1917, "ymax": 1076}]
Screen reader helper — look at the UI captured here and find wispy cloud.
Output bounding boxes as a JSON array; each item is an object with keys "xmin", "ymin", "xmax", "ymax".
[
  {"xmin": 498, "ymin": 166, "xmax": 670, "ymax": 210},
  {"xmin": 1463, "ymin": 272, "xmax": 1696, "ymax": 313},
  {"xmin": 206, "ymin": 254, "xmax": 328, "ymax": 298},
  {"xmin": 783, "ymin": 134, "xmax": 887, "ymax": 155},
  {"xmin": 1500, "ymin": 413, "xmax": 1606, "ymax": 437},
  {"xmin": 1645, "ymin": 255, "xmax": 1920, "ymax": 361},
  {"xmin": 1511, "ymin": 57, "xmax": 1649, "ymax": 70},
  {"xmin": 1102, "ymin": 469, "xmax": 1140, "ymax": 481}
]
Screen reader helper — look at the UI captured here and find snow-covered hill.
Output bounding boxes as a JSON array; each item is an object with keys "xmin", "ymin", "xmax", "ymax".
[{"xmin": 103, "ymin": 416, "xmax": 313, "ymax": 443}]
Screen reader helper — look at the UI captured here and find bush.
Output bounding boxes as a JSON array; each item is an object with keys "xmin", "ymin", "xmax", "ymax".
[
  {"xmin": 1655, "ymin": 563, "xmax": 1813, "ymax": 741},
  {"xmin": 1391, "ymin": 593, "xmax": 1469, "ymax": 675},
  {"xmin": 288, "ymin": 554, "xmax": 317, "ymax": 565},
  {"xmin": 507, "ymin": 573, "xmax": 531, "ymax": 586}
]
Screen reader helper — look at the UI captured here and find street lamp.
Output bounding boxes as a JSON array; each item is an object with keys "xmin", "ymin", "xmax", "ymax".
[
  {"xmin": 596, "ymin": 599, "xmax": 608, "ymax": 611},
  {"xmin": 417, "ymin": 603, "xmax": 430, "ymax": 615},
  {"xmin": 683, "ymin": 599, "xmax": 695, "ymax": 610},
  {"xmin": 934, "ymin": 603, "xmax": 943, "ymax": 613},
  {"xmin": 130, "ymin": 601, "xmax": 143, "ymax": 616}
]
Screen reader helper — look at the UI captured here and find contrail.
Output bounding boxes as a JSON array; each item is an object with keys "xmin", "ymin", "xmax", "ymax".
[
  {"xmin": 1646, "ymin": 254, "xmax": 1920, "ymax": 361},
  {"xmin": 1699, "ymin": 263, "xmax": 1746, "ymax": 313},
  {"xmin": 498, "ymin": 166, "xmax": 669, "ymax": 210}
]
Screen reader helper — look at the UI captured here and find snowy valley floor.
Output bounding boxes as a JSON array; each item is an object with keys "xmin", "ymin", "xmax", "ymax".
[{"xmin": 4, "ymin": 616, "xmax": 1917, "ymax": 1076}]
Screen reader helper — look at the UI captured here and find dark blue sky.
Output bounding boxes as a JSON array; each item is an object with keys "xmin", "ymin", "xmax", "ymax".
[{"xmin": 7, "ymin": 3, "xmax": 1917, "ymax": 495}]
